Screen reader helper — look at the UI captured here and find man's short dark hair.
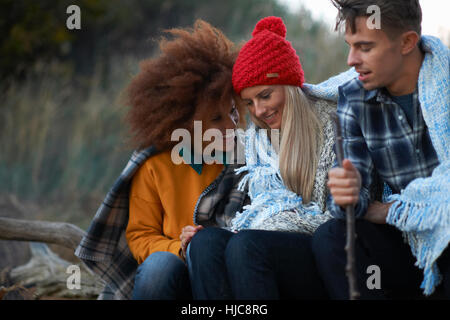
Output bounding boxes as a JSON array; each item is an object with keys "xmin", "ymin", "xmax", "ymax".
[{"xmin": 331, "ymin": 0, "xmax": 422, "ymax": 37}]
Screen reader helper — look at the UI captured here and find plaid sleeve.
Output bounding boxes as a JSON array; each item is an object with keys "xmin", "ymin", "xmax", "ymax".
[{"xmin": 330, "ymin": 84, "xmax": 375, "ymax": 219}]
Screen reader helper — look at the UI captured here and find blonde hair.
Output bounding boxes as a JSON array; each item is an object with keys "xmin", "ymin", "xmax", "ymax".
[{"xmin": 248, "ymin": 86, "xmax": 323, "ymax": 203}]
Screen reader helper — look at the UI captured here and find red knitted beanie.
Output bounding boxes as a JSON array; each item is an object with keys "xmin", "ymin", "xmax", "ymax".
[{"xmin": 232, "ymin": 16, "xmax": 304, "ymax": 95}]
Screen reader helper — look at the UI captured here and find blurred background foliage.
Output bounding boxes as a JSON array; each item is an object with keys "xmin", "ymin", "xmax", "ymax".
[{"xmin": 0, "ymin": 0, "xmax": 349, "ymax": 228}]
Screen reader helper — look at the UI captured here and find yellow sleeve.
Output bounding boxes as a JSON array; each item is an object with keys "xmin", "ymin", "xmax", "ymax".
[{"xmin": 126, "ymin": 161, "xmax": 182, "ymax": 264}]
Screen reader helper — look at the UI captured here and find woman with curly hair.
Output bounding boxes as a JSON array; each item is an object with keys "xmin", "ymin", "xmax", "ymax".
[{"xmin": 75, "ymin": 19, "xmax": 246, "ymax": 300}]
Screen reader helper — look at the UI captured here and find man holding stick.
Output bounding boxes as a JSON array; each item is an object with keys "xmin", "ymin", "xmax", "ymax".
[{"xmin": 312, "ymin": 0, "xmax": 450, "ymax": 299}]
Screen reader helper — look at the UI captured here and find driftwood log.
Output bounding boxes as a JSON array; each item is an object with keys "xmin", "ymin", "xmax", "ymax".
[
  {"xmin": 0, "ymin": 217, "xmax": 104, "ymax": 300},
  {"xmin": 4, "ymin": 242, "xmax": 104, "ymax": 299},
  {"xmin": 0, "ymin": 217, "xmax": 86, "ymax": 250}
]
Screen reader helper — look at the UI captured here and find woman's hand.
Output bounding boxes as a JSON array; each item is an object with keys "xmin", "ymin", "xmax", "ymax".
[{"xmin": 179, "ymin": 225, "xmax": 204, "ymax": 259}]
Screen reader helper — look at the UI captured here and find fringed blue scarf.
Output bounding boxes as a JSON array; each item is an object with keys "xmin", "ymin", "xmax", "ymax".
[
  {"xmin": 385, "ymin": 36, "xmax": 450, "ymax": 295},
  {"xmin": 230, "ymin": 124, "xmax": 322, "ymax": 231}
]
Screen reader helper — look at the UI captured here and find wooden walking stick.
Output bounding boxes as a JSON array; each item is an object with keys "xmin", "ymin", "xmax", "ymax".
[{"xmin": 331, "ymin": 113, "xmax": 360, "ymax": 300}]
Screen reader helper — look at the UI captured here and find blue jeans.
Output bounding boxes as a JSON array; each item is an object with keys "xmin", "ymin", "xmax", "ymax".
[
  {"xmin": 132, "ymin": 251, "xmax": 192, "ymax": 300},
  {"xmin": 312, "ymin": 218, "xmax": 450, "ymax": 299},
  {"xmin": 187, "ymin": 227, "xmax": 328, "ymax": 299}
]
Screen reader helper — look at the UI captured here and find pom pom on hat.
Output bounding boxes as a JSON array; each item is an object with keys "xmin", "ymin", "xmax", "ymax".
[
  {"xmin": 232, "ymin": 16, "xmax": 304, "ymax": 95},
  {"xmin": 252, "ymin": 16, "xmax": 286, "ymax": 38}
]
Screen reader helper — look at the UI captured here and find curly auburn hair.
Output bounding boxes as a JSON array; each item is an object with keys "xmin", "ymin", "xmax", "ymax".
[{"xmin": 125, "ymin": 19, "xmax": 241, "ymax": 151}]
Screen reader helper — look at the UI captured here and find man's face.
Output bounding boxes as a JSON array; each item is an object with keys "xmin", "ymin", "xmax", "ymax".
[{"xmin": 345, "ymin": 17, "xmax": 404, "ymax": 91}]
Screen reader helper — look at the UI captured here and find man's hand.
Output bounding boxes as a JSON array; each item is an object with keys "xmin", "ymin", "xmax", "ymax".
[
  {"xmin": 328, "ymin": 159, "xmax": 362, "ymax": 207},
  {"xmin": 179, "ymin": 225, "xmax": 204, "ymax": 258},
  {"xmin": 365, "ymin": 201, "xmax": 393, "ymax": 224}
]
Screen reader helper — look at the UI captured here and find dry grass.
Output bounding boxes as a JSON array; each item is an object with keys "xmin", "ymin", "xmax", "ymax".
[{"xmin": 0, "ymin": 57, "xmax": 138, "ymax": 229}]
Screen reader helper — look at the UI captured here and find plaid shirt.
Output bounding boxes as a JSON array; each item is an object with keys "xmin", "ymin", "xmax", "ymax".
[
  {"xmin": 331, "ymin": 79, "xmax": 440, "ymax": 219},
  {"xmin": 75, "ymin": 145, "xmax": 248, "ymax": 299}
]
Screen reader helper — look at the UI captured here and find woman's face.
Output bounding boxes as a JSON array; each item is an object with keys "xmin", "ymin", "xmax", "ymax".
[
  {"xmin": 195, "ymin": 99, "xmax": 239, "ymax": 152},
  {"xmin": 240, "ymin": 85, "xmax": 285, "ymax": 130}
]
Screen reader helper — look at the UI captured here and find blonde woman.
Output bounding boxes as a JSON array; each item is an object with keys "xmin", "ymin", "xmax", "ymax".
[{"xmin": 187, "ymin": 17, "xmax": 337, "ymax": 299}]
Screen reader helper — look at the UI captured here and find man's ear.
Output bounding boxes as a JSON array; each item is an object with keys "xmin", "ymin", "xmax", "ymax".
[{"xmin": 400, "ymin": 31, "xmax": 420, "ymax": 55}]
